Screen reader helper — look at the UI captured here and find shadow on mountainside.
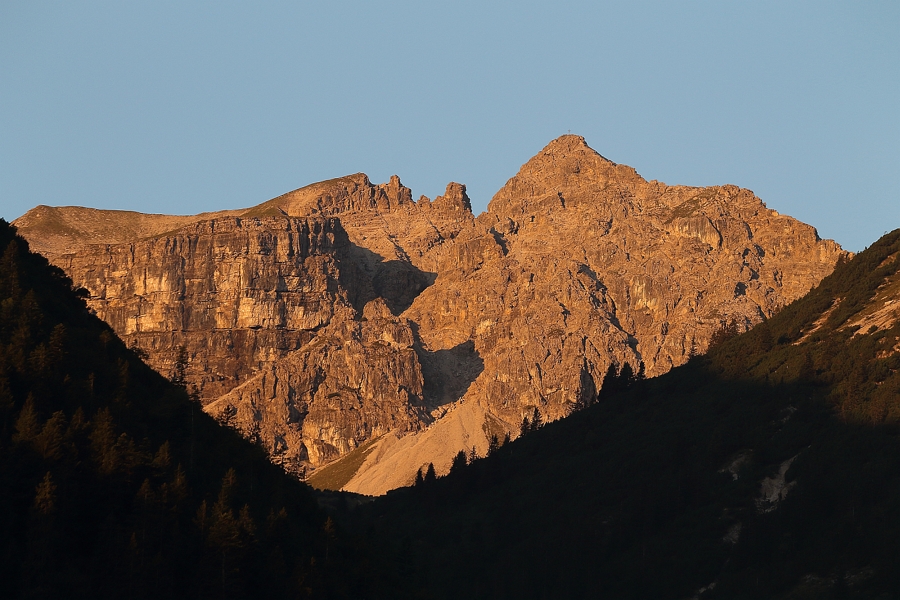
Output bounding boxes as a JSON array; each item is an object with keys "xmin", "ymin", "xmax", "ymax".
[
  {"xmin": 341, "ymin": 242, "xmax": 436, "ymax": 316},
  {"xmin": 415, "ymin": 336, "xmax": 485, "ymax": 413},
  {"xmin": 355, "ymin": 362, "xmax": 900, "ymax": 600}
]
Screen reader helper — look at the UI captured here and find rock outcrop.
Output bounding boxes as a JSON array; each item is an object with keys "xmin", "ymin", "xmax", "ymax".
[
  {"xmin": 49, "ymin": 216, "xmax": 356, "ymax": 400},
  {"xmin": 205, "ymin": 298, "xmax": 427, "ymax": 476},
  {"xmin": 405, "ymin": 135, "xmax": 845, "ymax": 423},
  {"xmin": 14, "ymin": 135, "xmax": 847, "ymax": 494}
]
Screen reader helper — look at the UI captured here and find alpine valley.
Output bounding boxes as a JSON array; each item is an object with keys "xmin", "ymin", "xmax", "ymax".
[
  {"xmin": 4, "ymin": 135, "xmax": 900, "ymax": 598},
  {"xmin": 13, "ymin": 136, "xmax": 845, "ymax": 494}
]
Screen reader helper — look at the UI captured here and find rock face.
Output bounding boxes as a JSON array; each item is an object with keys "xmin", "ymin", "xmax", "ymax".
[
  {"xmin": 49, "ymin": 216, "xmax": 356, "ymax": 400},
  {"xmin": 406, "ymin": 136, "xmax": 844, "ymax": 422},
  {"xmin": 206, "ymin": 299, "xmax": 427, "ymax": 475},
  {"xmin": 14, "ymin": 135, "xmax": 847, "ymax": 493}
]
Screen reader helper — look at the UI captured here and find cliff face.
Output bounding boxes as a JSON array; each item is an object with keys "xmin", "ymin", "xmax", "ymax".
[
  {"xmin": 404, "ymin": 135, "xmax": 845, "ymax": 424},
  {"xmin": 206, "ymin": 299, "xmax": 427, "ymax": 475},
  {"xmin": 337, "ymin": 136, "xmax": 847, "ymax": 494},
  {"xmin": 15, "ymin": 135, "xmax": 847, "ymax": 493},
  {"xmin": 50, "ymin": 216, "xmax": 357, "ymax": 400}
]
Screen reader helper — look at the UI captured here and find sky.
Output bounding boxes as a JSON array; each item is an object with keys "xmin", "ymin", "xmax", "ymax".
[{"xmin": 1, "ymin": 1, "xmax": 898, "ymax": 252}]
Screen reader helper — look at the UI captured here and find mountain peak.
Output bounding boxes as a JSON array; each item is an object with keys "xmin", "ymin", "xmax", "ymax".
[
  {"xmin": 13, "ymin": 137, "xmax": 846, "ymax": 500},
  {"xmin": 430, "ymin": 182, "xmax": 472, "ymax": 213},
  {"xmin": 542, "ymin": 133, "xmax": 600, "ymax": 154},
  {"xmin": 487, "ymin": 135, "xmax": 637, "ymax": 216},
  {"xmin": 539, "ymin": 134, "xmax": 615, "ymax": 163}
]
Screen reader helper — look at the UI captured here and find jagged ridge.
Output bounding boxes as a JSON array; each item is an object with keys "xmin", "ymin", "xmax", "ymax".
[{"xmin": 14, "ymin": 135, "xmax": 846, "ymax": 492}]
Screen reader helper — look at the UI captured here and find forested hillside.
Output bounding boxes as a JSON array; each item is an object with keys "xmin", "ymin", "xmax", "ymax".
[
  {"xmin": 356, "ymin": 229, "xmax": 900, "ymax": 599},
  {"xmin": 0, "ymin": 219, "xmax": 387, "ymax": 599},
  {"xmin": 5, "ymin": 207, "xmax": 899, "ymax": 599}
]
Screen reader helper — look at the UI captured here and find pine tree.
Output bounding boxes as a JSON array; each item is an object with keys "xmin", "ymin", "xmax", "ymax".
[
  {"xmin": 754, "ymin": 323, "xmax": 774, "ymax": 353},
  {"xmin": 529, "ymin": 407, "xmax": 543, "ymax": 432},
  {"xmin": 152, "ymin": 441, "xmax": 172, "ymax": 473},
  {"xmin": 13, "ymin": 393, "xmax": 41, "ymax": 445},
  {"xmin": 450, "ymin": 450, "xmax": 467, "ymax": 474},
  {"xmin": 323, "ymin": 516, "xmax": 336, "ymax": 563},
  {"xmin": 34, "ymin": 410, "xmax": 66, "ymax": 461},
  {"xmin": 636, "ymin": 360, "xmax": 646, "ymax": 381},
  {"xmin": 599, "ymin": 361, "xmax": 644, "ymax": 400},
  {"xmin": 47, "ymin": 323, "xmax": 67, "ymax": 371},
  {"xmin": 598, "ymin": 363, "xmax": 618, "ymax": 400},
  {"xmin": 424, "ymin": 463, "xmax": 437, "ymax": 483},
  {"xmin": 0, "ymin": 376, "xmax": 14, "ymax": 417},
  {"xmin": 89, "ymin": 407, "xmax": 119, "ymax": 475},
  {"xmin": 709, "ymin": 319, "xmax": 740, "ymax": 349},
  {"xmin": 171, "ymin": 345, "xmax": 189, "ymax": 387},
  {"xmin": 519, "ymin": 415, "xmax": 531, "ymax": 438},
  {"xmin": 114, "ymin": 358, "xmax": 131, "ymax": 403},
  {"xmin": 33, "ymin": 471, "xmax": 57, "ymax": 515},
  {"xmin": 487, "ymin": 434, "xmax": 500, "ymax": 456},
  {"xmin": 207, "ymin": 469, "xmax": 245, "ymax": 595}
]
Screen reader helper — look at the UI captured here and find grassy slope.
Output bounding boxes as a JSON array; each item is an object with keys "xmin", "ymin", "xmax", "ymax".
[{"xmin": 307, "ymin": 435, "xmax": 383, "ymax": 491}]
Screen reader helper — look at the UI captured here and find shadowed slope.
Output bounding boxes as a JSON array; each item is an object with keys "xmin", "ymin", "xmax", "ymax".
[{"xmin": 356, "ymin": 229, "xmax": 900, "ymax": 599}]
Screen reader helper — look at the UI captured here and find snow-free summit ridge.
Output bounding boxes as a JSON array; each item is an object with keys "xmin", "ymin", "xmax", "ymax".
[{"xmin": 14, "ymin": 135, "xmax": 846, "ymax": 494}]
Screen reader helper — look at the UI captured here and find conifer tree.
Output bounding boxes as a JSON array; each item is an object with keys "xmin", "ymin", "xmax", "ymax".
[
  {"xmin": 529, "ymin": 407, "xmax": 543, "ymax": 432},
  {"xmin": 488, "ymin": 434, "xmax": 500, "ymax": 456},
  {"xmin": 636, "ymin": 360, "xmax": 646, "ymax": 381},
  {"xmin": 33, "ymin": 472, "xmax": 57, "ymax": 515},
  {"xmin": 13, "ymin": 393, "xmax": 41, "ymax": 445},
  {"xmin": 617, "ymin": 362, "xmax": 635, "ymax": 389},
  {"xmin": 171, "ymin": 345, "xmax": 188, "ymax": 387},
  {"xmin": 34, "ymin": 410, "xmax": 65, "ymax": 461},
  {"xmin": 89, "ymin": 407, "xmax": 119, "ymax": 475},
  {"xmin": 450, "ymin": 450, "xmax": 467, "ymax": 474},
  {"xmin": 47, "ymin": 324, "xmax": 66, "ymax": 371},
  {"xmin": 207, "ymin": 469, "xmax": 250, "ymax": 595},
  {"xmin": 519, "ymin": 415, "xmax": 531, "ymax": 438},
  {"xmin": 424, "ymin": 462, "xmax": 437, "ymax": 483},
  {"xmin": 598, "ymin": 363, "xmax": 617, "ymax": 400}
]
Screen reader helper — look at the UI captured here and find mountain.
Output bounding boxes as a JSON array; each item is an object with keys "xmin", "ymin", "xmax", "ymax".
[
  {"xmin": 356, "ymin": 228, "xmax": 900, "ymax": 599},
  {"xmin": 13, "ymin": 135, "xmax": 845, "ymax": 493},
  {"xmin": 0, "ymin": 220, "xmax": 388, "ymax": 598}
]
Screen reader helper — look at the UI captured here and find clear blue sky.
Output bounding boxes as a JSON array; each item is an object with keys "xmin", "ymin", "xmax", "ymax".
[{"xmin": 2, "ymin": 1, "xmax": 898, "ymax": 251}]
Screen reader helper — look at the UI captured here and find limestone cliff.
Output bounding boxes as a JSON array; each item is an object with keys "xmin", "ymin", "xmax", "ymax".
[
  {"xmin": 49, "ymin": 216, "xmax": 357, "ymax": 400},
  {"xmin": 14, "ymin": 135, "xmax": 847, "ymax": 494},
  {"xmin": 204, "ymin": 298, "xmax": 427, "ymax": 476},
  {"xmin": 405, "ymin": 135, "xmax": 845, "ymax": 424}
]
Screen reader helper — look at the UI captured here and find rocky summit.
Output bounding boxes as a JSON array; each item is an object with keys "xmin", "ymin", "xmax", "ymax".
[{"xmin": 14, "ymin": 135, "xmax": 846, "ymax": 492}]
